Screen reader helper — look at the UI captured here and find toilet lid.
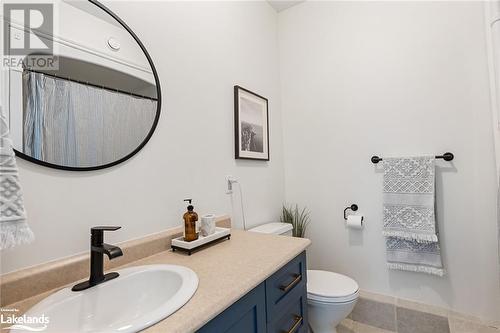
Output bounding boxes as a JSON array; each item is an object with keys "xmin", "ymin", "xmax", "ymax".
[
  {"xmin": 248, "ymin": 222, "xmax": 293, "ymax": 235},
  {"xmin": 307, "ymin": 270, "xmax": 359, "ymax": 303}
]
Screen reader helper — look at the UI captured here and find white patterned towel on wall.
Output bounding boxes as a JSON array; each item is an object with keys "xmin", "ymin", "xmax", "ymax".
[
  {"xmin": 0, "ymin": 108, "xmax": 34, "ymax": 249},
  {"xmin": 382, "ymin": 156, "xmax": 444, "ymax": 276}
]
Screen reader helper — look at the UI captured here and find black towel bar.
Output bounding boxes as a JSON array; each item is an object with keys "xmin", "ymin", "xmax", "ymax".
[{"xmin": 371, "ymin": 152, "xmax": 454, "ymax": 164}]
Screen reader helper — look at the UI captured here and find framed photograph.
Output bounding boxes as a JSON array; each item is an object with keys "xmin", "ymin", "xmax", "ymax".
[{"xmin": 234, "ymin": 85, "xmax": 269, "ymax": 161}]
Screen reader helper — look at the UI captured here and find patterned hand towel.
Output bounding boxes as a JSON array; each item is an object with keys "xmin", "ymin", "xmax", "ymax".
[
  {"xmin": 383, "ymin": 156, "xmax": 444, "ymax": 276},
  {"xmin": 0, "ymin": 108, "xmax": 34, "ymax": 249}
]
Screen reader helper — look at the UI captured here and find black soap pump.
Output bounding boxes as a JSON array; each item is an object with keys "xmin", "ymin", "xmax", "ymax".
[{"xmin": 183, "ymin": 199, "xmax": 199, "ymax": 242}]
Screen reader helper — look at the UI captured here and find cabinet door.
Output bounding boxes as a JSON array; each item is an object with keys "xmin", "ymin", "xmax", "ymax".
[{"xmin": 197, "ymin": 282, "xmax": 266, "ymax": 333}]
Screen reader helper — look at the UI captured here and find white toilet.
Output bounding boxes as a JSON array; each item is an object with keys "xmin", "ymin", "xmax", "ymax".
[{"xmin": 249, "ymin": 222, "xmax": 359, "ymax": 333}]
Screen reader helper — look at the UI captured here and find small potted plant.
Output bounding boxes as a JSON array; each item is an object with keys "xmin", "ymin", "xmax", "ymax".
[{"xmin": 280, "ymin": 204, "xmax": 310, "ymax": 238}]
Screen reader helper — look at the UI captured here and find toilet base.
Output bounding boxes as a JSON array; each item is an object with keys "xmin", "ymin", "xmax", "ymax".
[{"xmin": 307, "ymin": 298, "xmax": 357, "ymax": 333}]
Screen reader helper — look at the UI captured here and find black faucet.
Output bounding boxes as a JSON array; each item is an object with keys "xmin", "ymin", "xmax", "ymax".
[{"xmin": 72, "ymin": 226, "xmax": 123, "ymax": 291}]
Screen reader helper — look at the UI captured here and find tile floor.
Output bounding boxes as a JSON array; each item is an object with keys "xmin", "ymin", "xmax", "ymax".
[
  {"xmin": 342, "ymin": 291, "xmax": 500, "ymax": 333},
  {"xmin": 337, "ymin": 317, "xmax": 500, "ymax": 333}
]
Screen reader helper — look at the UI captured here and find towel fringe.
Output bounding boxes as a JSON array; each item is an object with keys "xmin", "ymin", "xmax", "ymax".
[
  {"xmin": 0, "ymin": 222, "xmax": 35, "ymax": 250},
  {"xmin": 382, "ymin": 230, "xmax": 438, "ymax": 243},
  {"xmin": 387, "ymin": 263, "xmax": 445, "ymax": 277}
]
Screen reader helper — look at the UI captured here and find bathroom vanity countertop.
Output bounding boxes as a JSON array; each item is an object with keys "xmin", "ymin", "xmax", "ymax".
[{"xmin": 7, "ymin": 230, "xmax": 311, "ymax": 333}]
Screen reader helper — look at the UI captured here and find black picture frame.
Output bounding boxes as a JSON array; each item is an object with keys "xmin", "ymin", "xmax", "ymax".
[
  {"xmin": 12, "ymin": 0, "xmax": 162, "ymax": 171},
  {"xmin": 234, "ymin": 85, "xmax": 270, "ymax": 161}
]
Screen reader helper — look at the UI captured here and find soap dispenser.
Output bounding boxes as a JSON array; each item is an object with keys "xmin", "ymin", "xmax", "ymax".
[{"xmin": 183, "ymin": 199, "xmax": 199, "ymax": 242}]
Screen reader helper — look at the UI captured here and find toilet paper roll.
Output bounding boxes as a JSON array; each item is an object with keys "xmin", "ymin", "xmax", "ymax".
[
  {"xmin": 346, "ymin": 215, "xmax": 364, "ymax": 230},
  {"xmin": 200, "ymin": 214, "xmax": 216, "ymax": 236}
]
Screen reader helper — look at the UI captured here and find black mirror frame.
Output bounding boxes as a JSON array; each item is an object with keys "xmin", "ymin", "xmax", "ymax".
[{"xmin": 13, "ymin": 0, "xmax": 162, "ymax": 171}]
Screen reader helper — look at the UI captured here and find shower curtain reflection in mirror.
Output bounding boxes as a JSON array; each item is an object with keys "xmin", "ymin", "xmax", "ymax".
[{"xmin": 22, "ymin": 71, "xmax": 157, "ymax": 168}]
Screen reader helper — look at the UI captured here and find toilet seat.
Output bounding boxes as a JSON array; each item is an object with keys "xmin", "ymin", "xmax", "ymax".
[{"xmin": 307, "ymin": 270, "xmax": 359, "ymax": 303}]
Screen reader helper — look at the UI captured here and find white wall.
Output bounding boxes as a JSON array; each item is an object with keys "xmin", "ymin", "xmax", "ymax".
[
  {"xmin": 484, "ymin": 2, "xmax": 500, "ymax": 281},
  {"xmin": 0, "ymin": 1, "xmax": 284, "ymax": 273},
  {"xmin": 279, "ymin": 1, "xmax": 500, "ymax": 321},
  {"xmin": 486, "ymin": 1, "xmax": 500, "ymax": 181}
]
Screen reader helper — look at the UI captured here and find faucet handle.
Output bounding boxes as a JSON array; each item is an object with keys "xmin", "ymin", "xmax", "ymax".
[
  {"xmin": 90, "ymin": 226, "xmax": 121, "ymax": 245},
  {"xmin": 91, "ymin": 226, "xmax": 121, "ymax": 232}
]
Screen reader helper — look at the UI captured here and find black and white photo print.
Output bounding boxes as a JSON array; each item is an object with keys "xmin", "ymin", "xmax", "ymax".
[{"xmin": 234, "ymin": 86, "xmax": 269, "ymax": 160}]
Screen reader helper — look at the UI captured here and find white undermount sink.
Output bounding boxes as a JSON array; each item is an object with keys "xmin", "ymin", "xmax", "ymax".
[{"xmin": 18, "ymin": 264, "xmax": 199, "ymax": 333}]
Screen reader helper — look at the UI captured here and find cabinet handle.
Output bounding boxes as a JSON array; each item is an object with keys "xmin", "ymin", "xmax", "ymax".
[
  {"xmin": 284, "ymin": 315, "xmax": 303, "ymax": 333},
  {"xmin": 280, "ymin": 274, "xmax": 302, "ymax": 292}
]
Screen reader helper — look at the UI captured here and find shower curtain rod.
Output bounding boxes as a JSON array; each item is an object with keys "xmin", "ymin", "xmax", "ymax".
[{"xmin": 23, "ymin": 68, "xmax": 158, "ymax": 102}]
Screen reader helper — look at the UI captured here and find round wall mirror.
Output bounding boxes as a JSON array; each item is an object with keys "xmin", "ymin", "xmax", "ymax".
[{"xmin": 3, "ymin": 0, "xmax": 161, "ymax": 171}]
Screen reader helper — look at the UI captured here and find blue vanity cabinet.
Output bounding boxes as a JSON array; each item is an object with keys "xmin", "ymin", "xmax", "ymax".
[{"xmin": 197, "ymin": 251, "xmax": 307, "ymax": 333}]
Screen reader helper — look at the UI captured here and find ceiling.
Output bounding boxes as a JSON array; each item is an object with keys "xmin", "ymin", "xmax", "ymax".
[
  {"xmin": 267, "ymin": 0, "xmax": 305, "ymax": 12},
  {"xmin": 63, "ymin": 0, "xmax": 123, "ymax": 28}
]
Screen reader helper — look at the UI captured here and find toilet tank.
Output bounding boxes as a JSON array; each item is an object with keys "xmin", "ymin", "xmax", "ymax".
[{"xmin": 248, "ymin": 222, "xmax": 293, "ymax": 236}]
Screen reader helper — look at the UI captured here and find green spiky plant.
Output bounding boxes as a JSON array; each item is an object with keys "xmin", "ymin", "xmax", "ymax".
[{"xmin": 280, "ymin": 204, "xmax": 310, "ymax": 238}]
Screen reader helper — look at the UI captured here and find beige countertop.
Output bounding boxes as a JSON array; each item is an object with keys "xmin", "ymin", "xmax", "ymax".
[{"xmin": 7, "ymin": 230, "xmax": 311, "ymax": 333}]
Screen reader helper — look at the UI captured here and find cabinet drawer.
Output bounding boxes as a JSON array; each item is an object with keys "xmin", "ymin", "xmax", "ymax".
[
  {"xmin": 265, "ymin": 251, "xmax": 307, "ymax": 321},
  {"xmin": 267, "ymin": 285, "xmax": 308, "ymax": 333}
]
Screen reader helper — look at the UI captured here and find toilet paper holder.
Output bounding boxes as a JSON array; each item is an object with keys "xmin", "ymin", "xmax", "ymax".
[{"xmin": 344, "ymin": 204, "xmax": 359, "ymax": 220}]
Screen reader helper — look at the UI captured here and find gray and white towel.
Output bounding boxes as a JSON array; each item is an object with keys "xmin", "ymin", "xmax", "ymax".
[
  {"xmin": 383, "ymin": 156, "xmax": 444, "ymax": 276},
  {"xmin": 0, "ymin": 108, "xmax": 34, "ymax": 249}
]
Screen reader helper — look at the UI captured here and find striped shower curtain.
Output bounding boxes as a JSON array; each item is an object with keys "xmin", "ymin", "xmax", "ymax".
[{"xmin": 22, "ymin": 71, "xmax": 157, "ymax": 167}]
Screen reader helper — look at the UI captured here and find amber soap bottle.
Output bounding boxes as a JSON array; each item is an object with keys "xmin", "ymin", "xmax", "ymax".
[{"xmin": 183, "ymin": 199, "xmax": 199, "ymax": 242}]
